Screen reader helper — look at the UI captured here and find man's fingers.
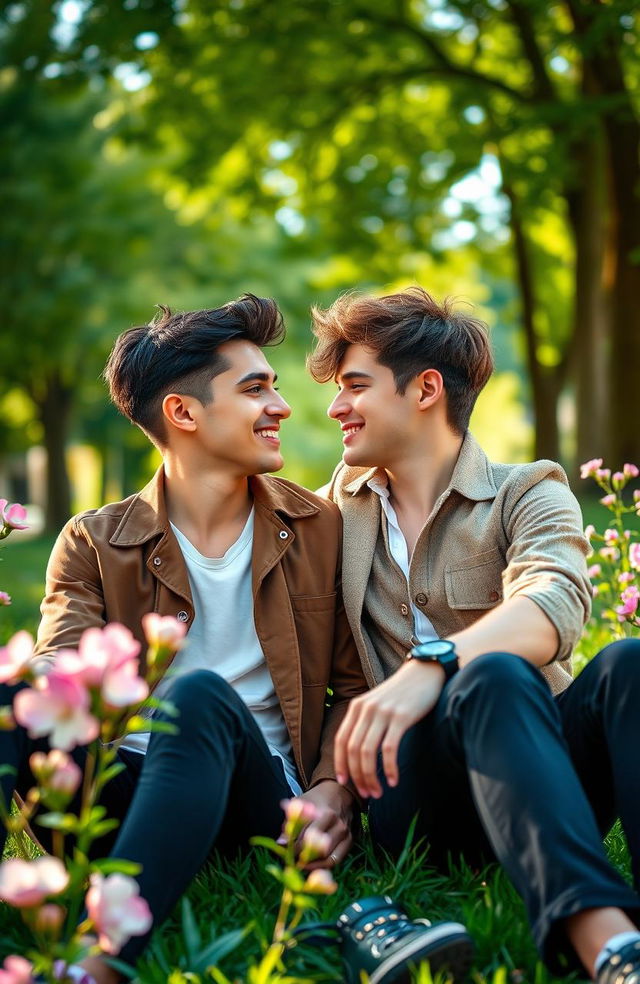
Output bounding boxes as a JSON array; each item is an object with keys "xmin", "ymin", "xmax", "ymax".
[
  {"xmin": 347, "ymin": 712, "xmax": 388, "ymax": 799},
  {"xmin": 380, "ymin": 718, "xmax": 407, "ymax": 788}
]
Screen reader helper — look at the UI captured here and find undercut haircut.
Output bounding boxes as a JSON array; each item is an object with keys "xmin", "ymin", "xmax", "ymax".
[
  {"xmin": 104, "ymin": 294, "xmax": 285, "ymax": 446},
  {"xmin": 307, "ymin": 287, "xmax": 493, "ymax": 434}
]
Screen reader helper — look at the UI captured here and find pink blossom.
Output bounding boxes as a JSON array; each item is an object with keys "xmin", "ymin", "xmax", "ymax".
[
  {"xmin": 55, "ymin": 624, "xmax": 147, "ymax": 710},
  {"xmin": 579, "ymin": 458, "xmax": 603, "ymax": 479},
  {"xmin": 0, "ymin": 501, "xmax": 28, "ymax": 532},
  {"xmin": 0, "ymin": 955, "xmax": 34, "ymax": 984},
  {"xmin": 300, "ymin": 827, "xmax": 332, "ymax": 863},
  {"xmin": 600, "ymin": 494, "xmax": 616, "ymax": 507},
  {"xmin": 0, "ymin": 592, "xmax": 11, "ymax": 607},
  {"xmin": 618, "ymin": 572, "xmax": 635, "ymax": 585},
  {"xmin": 616, "ymin": 586, "xmax": 640, "ymax": 621},
  {"xmin": 0, "ymin": 632, "xmax": 34, "ymax": 684},
  {"xmin": 604, "ymin": 528, "xmax": 618, "ymax": 545},
  {"xmin": 629, "ymin": 543, "xmax": 640, "ymax": 571},
  {"xmin": 584, "ymin": 524, "xmax": 596, "ymax": 540},
  {"xmin": 85, "ymin": 873, "xmax": 152, "ymax": 955},
  {"xmin": 30, "ymin": 749, "xmax": 82, "ymax": 804},
  {"xmin": 612, "ymin": 472, "xmax": 626, "ymax": 489},
  {"xmin": 303, "ymin": 869, "xmax": 338, "ymax": 895},
  {"xmin": 634, "ymin": 490, "xmax": 640, "ymax": 503},
  {"xmin": 14, "ymin": 671, "xmax": 99, "ymax": 751},
  {"xmin": 596, "ymin": 468, "xmax": 611, "ymax": 481},
  {"xmin": 33, "ymin": 903, "xmax": 65, "ymax": 935},
  {"xmin": 599, "ymin": 546, "xmax": 620, "ymax": 562},
  {"xmin": 587, "ymin": 564, "xmax": 602, "ymax": 579},
  {"xmin": 592, "ymin": 585, "xmax": 600, "ymax": 598},
  {"xmin": 0, "ymin": 857, "xmax": 69, "ymax": 908},
  {"xmin": 142, "ymin": 614, "xmax": 187, "ymax": 651},
  {"xmin": 623, "ymin": 463, "xmax": 639, "ymax": 478}
]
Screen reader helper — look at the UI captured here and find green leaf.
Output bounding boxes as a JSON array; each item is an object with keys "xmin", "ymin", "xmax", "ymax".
[
  {"xmin": 36, "ymin": 812, "xmax": 78, "ymax": 832},
  {"xmin": 249, "ymin": 836, "xmax": 287, "ymax": 859},
  {"xmin": 90, "ymin": 858, "xmax": 142, "ymax": 877},
  {"xmin": 181, "ymin": 897, "xmax": 202, "ymax": 957}
]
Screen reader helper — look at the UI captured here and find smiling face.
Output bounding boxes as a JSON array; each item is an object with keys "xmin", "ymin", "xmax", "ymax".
[
  {"xmin": 327, "ymin": 344, "xmax": 422, "ymax": 470},
  {"xmin": 184, "ymin": 339, "xmax": 291, "ymax": 477}
]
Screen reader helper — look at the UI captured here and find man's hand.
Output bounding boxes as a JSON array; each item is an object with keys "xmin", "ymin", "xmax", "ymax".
[
  {"xmin": 283, "ymin": 780, "xmax": 356, "ymax": 870},
  {"xmin": 334, "ymin": 660, "xmax": 445, "ymax": 799}
]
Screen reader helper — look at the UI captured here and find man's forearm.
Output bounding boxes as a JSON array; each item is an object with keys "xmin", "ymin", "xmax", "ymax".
[{"xmin": 450, "ymin": 596, "xmax": 560, "ymax": 668}]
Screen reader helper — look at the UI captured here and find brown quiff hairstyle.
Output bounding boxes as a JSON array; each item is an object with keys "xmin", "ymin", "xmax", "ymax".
[{"xmin": 307, "ymin": 287, "xmax": 493, "ymax": 434}]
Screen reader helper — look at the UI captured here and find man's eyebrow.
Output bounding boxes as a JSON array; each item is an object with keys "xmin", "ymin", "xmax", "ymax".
[
  {"xmin": 236, "ymin": 371, "xmax": 278, "ymax": 385},
  {"xmin": 337, "ymin": 370, "xmax": 374, "ymax": 382}
]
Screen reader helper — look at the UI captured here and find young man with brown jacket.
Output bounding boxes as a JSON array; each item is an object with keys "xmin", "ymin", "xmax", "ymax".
[{"xmin": 1, "ymin": 296, "xmax": 367, "ymax": 983}]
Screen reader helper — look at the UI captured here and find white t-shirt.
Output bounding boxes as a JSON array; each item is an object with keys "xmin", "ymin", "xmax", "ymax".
[{"xmin": 120, "ymin": 509, "xmax": 301, "ymax": 795}]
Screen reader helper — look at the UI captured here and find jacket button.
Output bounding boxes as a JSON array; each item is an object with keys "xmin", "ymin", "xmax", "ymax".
[
  {"xmin": 400, "ymin": 604, "xmax": 409, "ymax": 616},
  {"xmin": 279, "ymin": 530, "xmax": 289, "ymax": 539},
  {"xmin": 153, "ymin": 557, "xmax": 162, "ymax": 566},
  {"xmin": 176, "ymin": 610, "xmax": 189, "ymax": 622},
  {"xmin": 415, "ymin": 592, "xmax": 428, "ymax": 606},
  {"xmin": 489, "ymin": 590, "xmax": 500, "ymax": 602}
]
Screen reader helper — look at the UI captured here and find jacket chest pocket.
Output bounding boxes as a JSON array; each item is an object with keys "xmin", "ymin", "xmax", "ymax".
[
  {"xmin": 445, "ymin": 548, "xmax": 504, "ymax": 611},
  {"xmin": 291, "ymin": 592, "xmax": 336, "ymax": 686}
]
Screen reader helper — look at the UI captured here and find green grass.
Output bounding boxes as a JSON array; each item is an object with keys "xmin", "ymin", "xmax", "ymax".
[{"xmin": 0, "ymin": 526, "xmax": 635, "ymax": 982}]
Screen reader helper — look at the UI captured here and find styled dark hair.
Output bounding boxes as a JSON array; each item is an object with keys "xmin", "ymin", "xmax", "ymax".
[
  {"xmin": 104, "ymin": 294, "xmax": 285, "ymax": 445},
  {"xmin": 308, "ymin": 287, "xmax": 493, "ymax": 433}
]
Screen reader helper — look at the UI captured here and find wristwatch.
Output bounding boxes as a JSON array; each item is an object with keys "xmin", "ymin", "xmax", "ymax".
[{"xmin": 405, "ymin": 639, "xmax": 459, "ymax": 681}]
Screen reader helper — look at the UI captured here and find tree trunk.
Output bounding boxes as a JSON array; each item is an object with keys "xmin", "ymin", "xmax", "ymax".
[
  {"xmin": 503, "ymin": 179, "xmax": 562, "ymax": 461},
  {"xmin": 35, "ymin": 371, "xmax": 73, "ymax": 533},
  {"xmin": 604, "ymin": 116, "xmax": 640, "ymax": 467},
  {"xmin": 565, "ymin": 130, "xmax": 611, "ymax": 475}
]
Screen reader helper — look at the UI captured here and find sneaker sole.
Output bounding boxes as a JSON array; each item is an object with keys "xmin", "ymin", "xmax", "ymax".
[{"xmin": 368, "ymin": 923, "xmax": 475, "ymax": 984}]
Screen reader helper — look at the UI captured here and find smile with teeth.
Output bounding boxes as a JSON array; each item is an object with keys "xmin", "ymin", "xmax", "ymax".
[
  {"xmin": 343, "ymin": 424, "xmax": 364, "ymax": 437},
  {"xmin": 255, "ymin": 428, "xmax": 280, "ymax": 442}
]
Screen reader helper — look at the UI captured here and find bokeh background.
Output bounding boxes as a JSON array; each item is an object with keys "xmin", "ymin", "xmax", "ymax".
[{"xmin": 1, "ymin": 0, "xmax": 639, "ymax": 538}]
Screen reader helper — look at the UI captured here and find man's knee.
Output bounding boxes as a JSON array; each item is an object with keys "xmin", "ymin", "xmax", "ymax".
[
  {"xmin": 449, "ymin": 650, "xmax": 541, "ymax": 698},
  {"xmin": 591, "ymin": 637, "xmax": 640, "ymax": 682},
  {"xmin": 159, "ymin": 670, "xmax": 242, "ymax": 725}
]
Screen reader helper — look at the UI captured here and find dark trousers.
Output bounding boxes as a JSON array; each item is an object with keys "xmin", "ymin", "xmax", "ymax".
[
  {"xmin": 0, "ymin": 670, "xmax": 292, "ymax": 964},
  {"xmin": 369, "ymin": 640, "xmax": 640, "ymax": 973}
]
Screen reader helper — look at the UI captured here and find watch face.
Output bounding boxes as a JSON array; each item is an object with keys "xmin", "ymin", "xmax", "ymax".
[{"xmin": 413, "ymin": 640, "xmax": 455, "ymax": 659}]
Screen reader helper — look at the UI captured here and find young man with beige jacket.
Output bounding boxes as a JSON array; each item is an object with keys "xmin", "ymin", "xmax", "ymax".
[{"xmin": 309, "ymin": 286, "xmax": 640, "ymax": 983}]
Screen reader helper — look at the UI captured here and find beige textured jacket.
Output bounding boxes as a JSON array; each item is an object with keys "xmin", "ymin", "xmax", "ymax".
[{"xmin": 326, "ymin": 432, "xmax": 592, "ymax": 695}]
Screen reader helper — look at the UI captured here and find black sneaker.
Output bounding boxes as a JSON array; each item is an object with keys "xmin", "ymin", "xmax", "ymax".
[
  {"xmin": 597, "ymin": 941, "xmax": 640, "ymax": 984},
  {"xmin": 336, "ymin": 895, "xmax": 474, "ymax": 984}
]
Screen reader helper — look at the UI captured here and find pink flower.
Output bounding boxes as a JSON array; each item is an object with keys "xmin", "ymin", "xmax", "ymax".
[
  {"xmin": 0, "ymin": 955, "xmax": 34, "ymax": 984},
  {"xmin": 55, "ymin": 624, "xmax": 147, "ymax": 710},
  {"xmin": 616, "ymin": 586, "xmax": 640, "ymax": 621},
  {"xmin": 600, "ymin": 494, "xmax": 616, "ymax": 507},
  {"xmin": 630, "ymin": 543, "xmax": 640, "ymax": 572},
  {"xmin": 634, "ymin": 490, "xmax": 640, "ymax": 503},
  {"xmin": 587, "ymin": 564, "xmax": 601, "ymax": 579},
  {"xmin": 584, "ymin": 524, "xmax": 596, "ymax": 540},
  {"xmin": 280, "ymin": 797, "xmax": 319, "ymax": 841},
  {"xmin": 618, "ymin": 572, "xmax": 635, "ymax": 586},
  {"xmin": 612, "ymin": 472, "xmax": 626, "ymax": 489},
  {"xmin": 0, "ymin": 501, "xmax": 28, "ymax": 532},
  {"xmin": 599, "ymin": 546, "xmax": 620, "ymax": 561},
  {"xmin": 30, "ymin": 750, "xmax": 82, "ymax": 807},
  {"xmin": 299, "ymin": 827, "xmax": 332, "ymax": 863},
  {"xmin": 579, "ymin": 459, "xmax": 603, "ymax": 479},
  {"xmin": 0, "ymin": 632, "xmax": 34, "ymax": 684},
  {"xmin": 33, "ymin": 903, "xmax": 65, "ymax": 935},
  {"xmin": 142, "ymin": 614, "xmax": 187, "ymax": 651},
  {"xmin": 0, "ymin": 592, "xmax": 11, "ymax": 607},
  {"xmin": 0, "ymin": 857, "xmax": 69, "ymax": 908},
  {"xmin": 303, "ymin": 869, "xmax": 338, "ymax": 895},
  {"xmin": 85, "ymin": 873, "xmax": 152, "ymax": 955},
  {"xmin": 14, "ymin": 672, "xmax": 99, "ymax": 751},
  {"xmin": 624, "ymin": 463, "xmax": 639, "ymax": 478},
  {"xmin": 604, "ymin": 528, "xmax": 618, "ymax": 545}
]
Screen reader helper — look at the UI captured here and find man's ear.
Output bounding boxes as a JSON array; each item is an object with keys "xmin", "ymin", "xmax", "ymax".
[
  {"xmin": 162, "ymin": 393, "xmax": 198, "ymax": 433},
  {"xmin": 416, "ymin": 368, "xmax": 444, "ymax": 410}
]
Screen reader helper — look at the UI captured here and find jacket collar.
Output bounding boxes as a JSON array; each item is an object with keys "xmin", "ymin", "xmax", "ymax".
[
  {"xmin": 109, "ymin": 467, "xmax": 318, "ymax": 547},
  {"xmin": 343, "ymin": 430, "xmax": 497, "ymax": 503}
]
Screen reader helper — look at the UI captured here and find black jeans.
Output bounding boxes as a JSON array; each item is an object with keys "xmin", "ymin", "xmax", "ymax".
[
  {"xmin": 0, "ymin": 670, "xmax": 293, "ymax": 965},
  {"xmin": 368, "ymin": 640, "xmax": 640, "ymax": 973}
]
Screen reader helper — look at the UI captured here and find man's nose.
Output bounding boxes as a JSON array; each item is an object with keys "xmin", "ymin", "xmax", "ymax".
[{"xmin": 327, "ymin": 392, "xmax": 348, "ymax": 419}]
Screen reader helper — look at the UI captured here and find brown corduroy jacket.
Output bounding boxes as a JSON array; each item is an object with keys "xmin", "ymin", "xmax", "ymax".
[{"xmin": 35, "ymin": 467, "xmax": 367, "ymax": 790}]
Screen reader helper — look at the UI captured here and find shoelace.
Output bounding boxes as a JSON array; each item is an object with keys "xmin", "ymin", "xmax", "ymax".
[{"xmin": 357, "ymin": 914, "xmax": 432, "ymax": 954}]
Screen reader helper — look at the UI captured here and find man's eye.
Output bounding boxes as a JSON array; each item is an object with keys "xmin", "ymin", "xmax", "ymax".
[{"xmin": 246, "ymin": 385, "xmax": 262, "ymax": 394}]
